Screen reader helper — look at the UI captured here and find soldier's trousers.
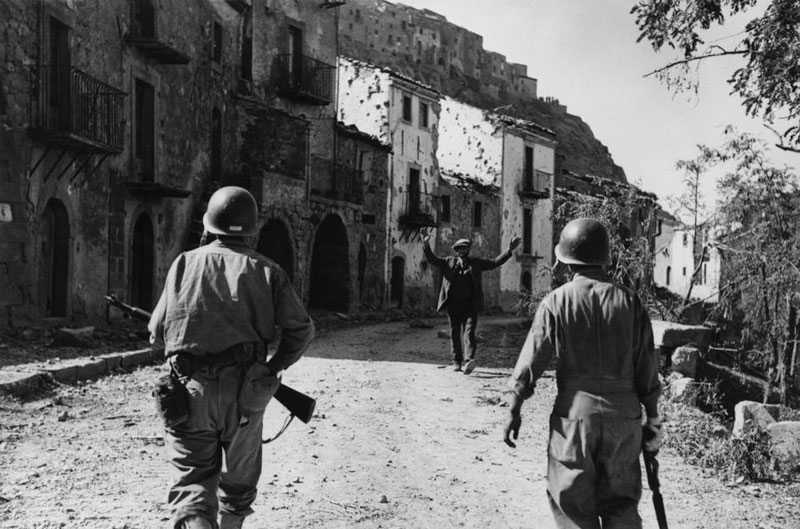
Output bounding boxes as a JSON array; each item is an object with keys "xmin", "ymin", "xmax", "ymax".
[
  {"xmin": 163, "ymin": 360, "xmax": 279, "ymax": 528},
  {"xmin": 547, "ymin": 389, "xmax": 643, "ymax": 529}
]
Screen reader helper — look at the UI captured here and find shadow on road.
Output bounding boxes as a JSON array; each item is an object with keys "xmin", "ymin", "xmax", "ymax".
[{"xmin": 302, "ymin": 315, "xmax": 532, "ymax": 370}]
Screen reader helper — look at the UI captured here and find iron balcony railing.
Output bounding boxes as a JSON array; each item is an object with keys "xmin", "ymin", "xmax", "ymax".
[
  {"xmin": 274, "ymin": 54, "xmax": 335, "ymax": 105},
  {"xmin": 29, "ymin": 65, "xmax": 125, "ymax": 153},
  {"xmin": 400, "ymin": 190, "xmax": 438, "ymax": 227},
  {"xmin": 520, "ymin": 169, "xmax": 551, "ymax": 197},
  {"xmin": 309, "ymin": 155, "xmax": 364, "ymax": 204}
]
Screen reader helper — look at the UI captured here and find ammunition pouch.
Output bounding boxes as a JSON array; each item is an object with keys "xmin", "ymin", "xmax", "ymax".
[
  {"xmin": 153, "ymin": 370, "xmax": 190, "ymax": 429},
  {"xmin": 163, "ymin": 342, "xmax": 271, "ymax": 428}
]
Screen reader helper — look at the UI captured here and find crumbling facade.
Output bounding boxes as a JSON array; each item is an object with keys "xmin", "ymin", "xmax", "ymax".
[
  {"xmin": 337, "ymin": 56, "xmax": 441, "ymax": 310},
  {"xmin": 339, "ymin": 0, "xmax": 626, "ymax": 183},
  {"xmin": 437, "ymin": 97, "xmax": 556, "ymax": 309},
  {"xmin": 0, "ymin": 0, "xmax": 361, "ymax": 327}
]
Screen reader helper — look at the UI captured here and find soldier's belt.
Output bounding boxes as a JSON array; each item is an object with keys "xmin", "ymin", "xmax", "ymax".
[
  {"xmin": 171, "ymin": 342, "xmax": 265, "ymax": 377},
  {"xmin": 559, "ymin": 377, "xmax": 636, "ymax": 393}
]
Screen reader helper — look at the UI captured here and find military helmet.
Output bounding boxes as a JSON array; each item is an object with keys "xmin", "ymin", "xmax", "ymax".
[
  {"xmin": 452, "ymin": 238, "xmax": 472, "ymax": 251},
  {"xmin": 554, "ymin": 218, "xmax": 610, "ymax": 265},
  {"xmin": 202, "ymin": 186, "xmax": 259, "ymax": 236}
]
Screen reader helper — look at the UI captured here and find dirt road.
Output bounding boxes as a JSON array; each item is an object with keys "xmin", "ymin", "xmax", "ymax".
[{"xmin": 1, "ymin": 317, "xmax": 797, "ymax": 528}]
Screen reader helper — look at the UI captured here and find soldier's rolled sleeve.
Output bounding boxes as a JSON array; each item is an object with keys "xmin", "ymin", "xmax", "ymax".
[
  {"xmin": 509, "ymin": 300, "xmax": 556, "ymax": 400},
  {"xmin": 634, "ymin": 304, "xmax": 661, "ymax": 417},
  {"xmin": 268, "ymin": 268, "xmax": 315, "ymax": 373}
]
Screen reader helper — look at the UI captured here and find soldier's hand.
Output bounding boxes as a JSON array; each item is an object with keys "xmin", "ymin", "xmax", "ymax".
[
  {"xmin": 421, "ymin": 230, "xmax": 430, "ymax": 245},
  {"xmin": 509, "ymin": 235, "xmax": 521, "ymax": 251},
  {"xmin": 503, "ymin": 411, "xmax": 521, "ymax": 448},
  {"xmin": 642, "ymin": 416, "xmax": 662, "ymax": 453}
]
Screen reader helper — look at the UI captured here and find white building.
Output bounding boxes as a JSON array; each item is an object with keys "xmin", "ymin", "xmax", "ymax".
[
  {"xmin": 438, "ymin": 97, "xmax": 556, "ymax": 308},
  {"xmin": 337, "ymin": 57, "xmax": 441, "ymax": 309},
  {"xmin": 653, "ymin": 211, "xmax": 721, "ymax": 303}
]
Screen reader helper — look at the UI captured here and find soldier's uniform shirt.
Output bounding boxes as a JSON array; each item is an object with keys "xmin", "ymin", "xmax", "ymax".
[
  {"xmin": 509, "ymin": 268, "xmax": 660, "ymax": 529},
  {"xmin": 148, "ymin": 239, "xmax": 314, "ymax": 526}
]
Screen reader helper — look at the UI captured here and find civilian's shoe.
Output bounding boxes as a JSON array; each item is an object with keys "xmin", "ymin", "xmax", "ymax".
[
  {"xmin": 463, "ymin": 359, "xmax": 477, "ymax": 375},
  {"xmin": 453, "ymin": 362, "xmax": 462, "ymax": 371},
  {"xmin": 180, "ymin": 516, "xmax": 214, "ymax": 529},
  {"xmin": 219, "ymin": 512, "xmax": 245, "ymax": 529}
]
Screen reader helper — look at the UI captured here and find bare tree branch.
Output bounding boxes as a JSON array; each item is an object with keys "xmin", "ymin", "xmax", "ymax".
[{"xmin": 643, "ymin": 49, "xmax": 748, "ymax": 79}]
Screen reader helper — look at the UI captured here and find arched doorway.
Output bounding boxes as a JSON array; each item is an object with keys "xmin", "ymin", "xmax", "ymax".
[
  {"xmin": 256, "ymin": 219, "xmax": 294, "ymax": 280},
  {"xmin": 130, "ymin": 213, "xmax": 155, "ymax": 310},
  {"xmin": 357, "ymin": 243, "xmax": 367, "ymax": 301},
  {"xmin": 390, "ymin": 256, "xmax": 405, "ymax": 308},
  {"xmin": 521, "ymin": 271, "xmax": 532, "ymax": 292},
  {"xmin": 309, "ymin": 215, "xmax": 349, "ymax": 312},
  {"xmin": 40, "ymin": 199, "xmax": 70, "ymax": 317}
]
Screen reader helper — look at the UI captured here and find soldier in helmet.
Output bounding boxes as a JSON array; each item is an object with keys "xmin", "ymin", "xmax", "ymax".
[
  {"xmin": 503, "ymin": 218, "xmax": 661, "ymax": 529},
  {"xmin": 421, "ymin": 231, "xmax": 521, "ymax": 374},
  {"xmin": 148, "ymin": 186, "xmax": 315, "ymax": 529}
]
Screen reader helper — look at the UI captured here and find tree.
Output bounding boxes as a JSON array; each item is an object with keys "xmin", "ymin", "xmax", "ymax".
[
  {"xmin": 632, "ymin": 0, "xmax": 800, "ymax": 152},
  {"xmin": 554, "ymin": 184, "xmax": 657, "ymax": 300},
  {"xmin": 691, "ymin": 127, "xmax": 800, "ymax": 404},
  {"xmin": 670, "ymin": 148, "xmax": 713, "ymax": 312}
]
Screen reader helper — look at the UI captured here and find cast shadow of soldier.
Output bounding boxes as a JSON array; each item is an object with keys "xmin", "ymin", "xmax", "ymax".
[{"xmin": 298, "ymin": 313, "xmax": 533, "ymax": 376}]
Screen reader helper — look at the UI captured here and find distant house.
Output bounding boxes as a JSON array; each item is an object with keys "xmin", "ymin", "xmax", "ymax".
[{"xmin": 653, "ymin": 210, "xmax": 721, "ymax": 303}]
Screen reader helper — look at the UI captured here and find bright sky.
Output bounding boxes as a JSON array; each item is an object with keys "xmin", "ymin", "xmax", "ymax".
[{"xmin": 395, "ymin": 0, "xmax": 798, "ymax": 214}]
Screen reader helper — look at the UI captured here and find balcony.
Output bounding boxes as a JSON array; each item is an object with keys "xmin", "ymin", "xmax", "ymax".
[
  {"xmin": 28, "ymin": 65, "xmax": 125, "ymax": 154},
  {"xmin": 399, "ymin": 191, "xmax": 438, "ymax": 228},
  {"xmin": 518, "ymin": 169, "xmax": 551, "ymax": 199},
  {"xmin": 274, "ymin": 54, "xmax": 335, "ymax": 105},
  {"xmin": 124, "ymin": 7, "xmax": 191, "ymax": 65},
  {"xmin": 309, "ymin": 155, "xmax": 364, "ymax": 204}
]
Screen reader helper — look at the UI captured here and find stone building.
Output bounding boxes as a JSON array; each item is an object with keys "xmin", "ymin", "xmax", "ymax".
[
  {"xmin": 437, "ymin": 97, "xmax": 556, "ymax": 309},
  {"xmin": 337, "ymin": 56, "xmax": 441, "ymax": 310},
  {"xmin": 0, "ymin": 0, "xmax": 365, "ymax": 328},
  {"xmin": 339, "ymin": 0, "xmax": 625, "ymax": 184}
]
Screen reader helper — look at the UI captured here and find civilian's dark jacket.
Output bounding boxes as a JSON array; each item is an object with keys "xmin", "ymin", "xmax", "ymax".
[{"xmin": 423, "ymin": 243, "xmax": 513, "ymax": 312}]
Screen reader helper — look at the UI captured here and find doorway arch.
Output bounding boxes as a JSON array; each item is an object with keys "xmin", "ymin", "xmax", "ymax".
[
  {"xmin": 309, "ymin": 215, "xmax": 350, "ymax": 312},
  {"xmin": 390, "ymin": 255, "xmax": 405, "ymax": 308},
  {"xmin": 357, "ymin": 243, "xmax": 367, "ymax": 301},
  {"xmin": 257, "ymin": 218, "xmax": 295, "ymax": 280},
  {"xmin": 130, "ymin": 213, "xmax": 155, "ymax": 310},
  {"xmin": 40, "ymin": 198, "xmax": 70, "ymax": 317}
]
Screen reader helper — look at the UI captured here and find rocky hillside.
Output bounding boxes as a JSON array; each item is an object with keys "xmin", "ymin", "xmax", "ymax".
[{"xmin": 339, "ymin": 0, "xmax": 627, "ymax": 183}]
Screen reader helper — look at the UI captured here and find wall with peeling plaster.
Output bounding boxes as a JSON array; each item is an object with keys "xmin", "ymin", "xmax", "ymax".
[{"xmin": 338, "ymin": 57, "xmax": 441, "ymax": 309}]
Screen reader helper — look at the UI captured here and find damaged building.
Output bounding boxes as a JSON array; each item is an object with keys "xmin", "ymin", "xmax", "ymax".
[{"xmin": 0, "ymin": 0, "xmax": 384, "ymax": 326}]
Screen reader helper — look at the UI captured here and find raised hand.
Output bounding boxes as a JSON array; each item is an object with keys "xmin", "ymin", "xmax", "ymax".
[{"xmin": 509, "ymin": 235, "xmax": 522, "ymax": 250}]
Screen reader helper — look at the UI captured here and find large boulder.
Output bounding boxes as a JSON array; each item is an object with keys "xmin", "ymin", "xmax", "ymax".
[
  {"xmin": 651, "ymin": 321, "xmax": 713, "ymax": 351},
  {"xmin": 671, "ymin": 346, "xmax": 700, "ymax": 378},
  {"xmin": 732, "ymin": 400, "xmax": 781, "ymax": 436},
  {"xmin": 767, "ymin": 421, "xmax": 800, "ymax": 467},
  {"xmin": 669, "ymin": 376, "xmax": 701, "ymax": 406}
]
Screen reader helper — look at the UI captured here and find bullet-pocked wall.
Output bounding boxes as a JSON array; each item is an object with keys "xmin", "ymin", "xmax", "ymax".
[
  {"xmin": 337, "ymin": 57, "xmax": 442, "ymax": 310},
  {"xmin": 436, "ymin": 173, "xmax": 504, "ymax": 310}
]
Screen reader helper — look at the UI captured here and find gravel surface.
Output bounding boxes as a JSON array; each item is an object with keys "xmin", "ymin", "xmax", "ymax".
[{"xmin": 1, "ymin": 317, "xmax": 798, "ymax": 528}]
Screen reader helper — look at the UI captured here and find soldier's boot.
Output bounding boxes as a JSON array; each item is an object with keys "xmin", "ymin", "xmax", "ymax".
[
  {"xmin": 218, "ymin": 512, "xmax": 245, "ymax": 529},
  {"xmin": 179, "ymin": 515, "xmax": 215, "ymax": 529}
]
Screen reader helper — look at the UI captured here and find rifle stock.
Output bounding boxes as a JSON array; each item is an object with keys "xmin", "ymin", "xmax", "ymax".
[{"xmin": 105, "ymin": 295, "xmax": 316, "ymax": 422}]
